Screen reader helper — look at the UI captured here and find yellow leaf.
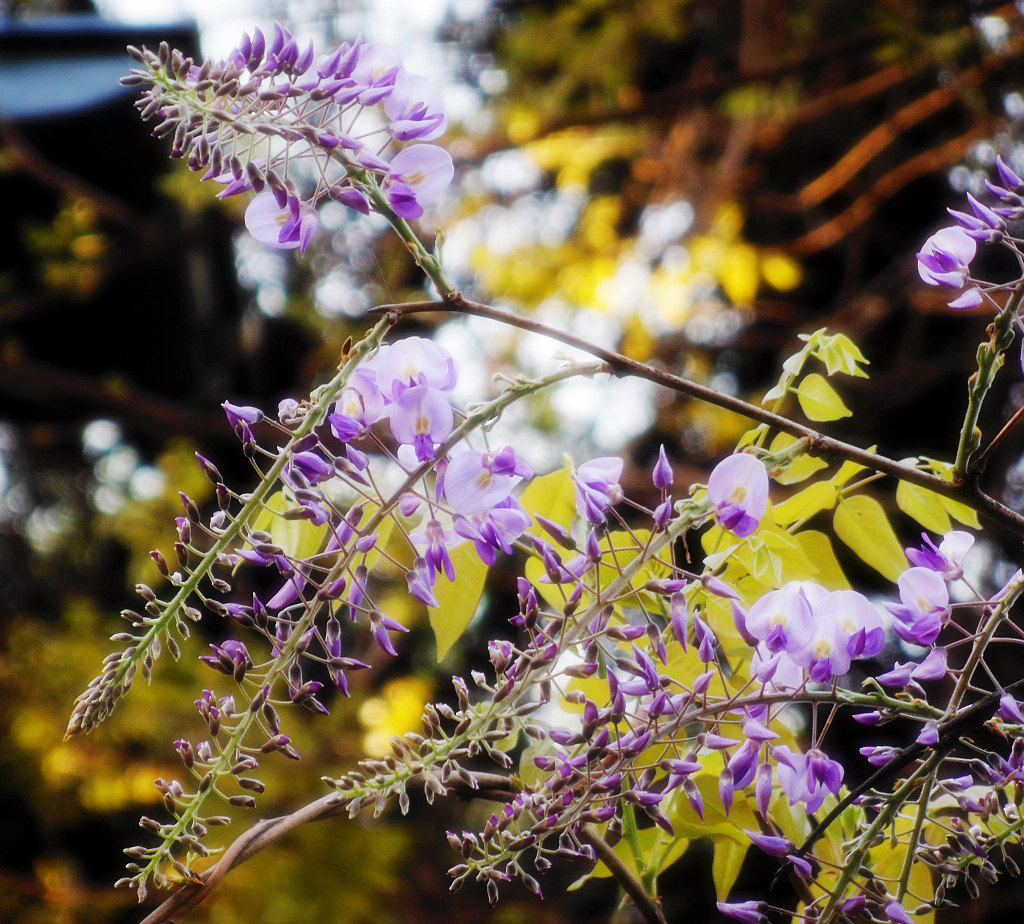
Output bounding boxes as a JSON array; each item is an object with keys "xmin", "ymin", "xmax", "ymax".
[
  {"xmin": 793, "ymin": 530, "xmax": 849, "ymax": 589},
  {"xmin": 772, "ymin": 482, "xmax": 837, "ymax": 527},
  {"xmin": 896, "ymin": 480, "xmax": 952, "ymax": 535},
  {"xmin": 428, "ymin": 542, "xmax": 489, "ymax": 660},
  {"xmin": 794, "ymin": 373, "xmax": 852, "ymax": 422},
  {"xmin": 712, "ymin": 838, "xmax": 748, "ymax": 901},
  {"xmin": 251, "ymin": 490, "xmax": 327, "ymax": 559},
  {"xmin": 520, "ymin": 464, "xmax": 577, "ymax": 535},
  {"xmin": 834, "ymin": 495, "xmax": 908, "ymax": 582},
  {"xmin": 770, "ymin": 433, "xmax": 829, "ymax": 485}
]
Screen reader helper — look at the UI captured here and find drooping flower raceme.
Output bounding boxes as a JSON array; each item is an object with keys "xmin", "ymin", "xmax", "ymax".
[{"xmin": 123, "ymin": 25, "xmax": 455, "ymax": 253}]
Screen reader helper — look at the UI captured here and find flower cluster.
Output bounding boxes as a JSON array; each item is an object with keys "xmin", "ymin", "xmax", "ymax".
[
  {"xmin": 124, "ymin": 25, "xmax": 454, "ymax": 254},
  {"xmin": 916, "ymin": 156, "xmax": 1024, "ymax": 310}
]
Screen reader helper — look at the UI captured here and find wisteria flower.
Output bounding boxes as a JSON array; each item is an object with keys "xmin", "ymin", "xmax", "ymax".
[
  {"xmin": 372, "ymin": 336, "xmax": 458, "ymax": 400},
  {"xmin": 574, "ymin": 457, "xmax": 624, "ymax": 525},
  {"xmin": 773, "ymin": 745, "xmax": 843, "ymax": 813},
  {"xmin": 244, "ymin": 192, "xmax": 318, "ymax": 254},
  {"xmin": 389, "ymin": 385, "xmax": 454, "ymax": 461},
  {"xmin": 905, "ymin": 530, "xmax": 974, "ymax": 580},
  {"xmin": 383, "ymin": 144, "xmax": 455, "ymax": 219},
  {"xmin": 916, "ymin": 226, "xmax": 980, "ymax": 307},
  {"xmin": 707, "ymin": 453, "xmax": 768, "ymax": 538},
  {"xmin": 887, "ymin": 566, "xmax": 951, "ymax": 646}
]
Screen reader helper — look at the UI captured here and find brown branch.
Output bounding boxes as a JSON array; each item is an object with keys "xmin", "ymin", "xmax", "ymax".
[
  {"xmin": 579, "ymin": 826, "xmax": 668, "ymax": 924},
  {"xmin": 795, "ymin": 28, "xmax": 1024, "ymax": 210},
  {"xmin": 789, "ymin": 127, "xmax": 985, "ymax": 254},
  {"xmin": 371, "ymin": 294, "xmax": 1024, "ymax": 539},
  {"xmin": 138, "ymin": 770, "xmax": 523, "ymax": 924}
]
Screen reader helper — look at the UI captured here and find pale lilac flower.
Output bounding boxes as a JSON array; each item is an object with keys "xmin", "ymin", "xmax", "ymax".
[
  {"xmin": 389, "ymin": 385, "xmax": 453, "ymax": 461},
  {"xmin": 454, "ymin": 499, "xmax": 533, "ymax": 565},
  {"xmin": 384, "ymin": 144, "xmax": 455, "ymax": 219},
  {"xmin": 443, "ymin": 446, "xmax": 530, "ymax": 515},
  {"xmin": 916, "ymin": 226, "xmax": 977, "ymax": 288},
  {"xmin": 245, "ymin": 192, "xmax": 318, "ymax": 254},
  {"xmin": 707, "ymin": 453, "xmax": 768, "ymax": 538},
  {"xmin": 385, "ymin": 71, "xmax": 448, "ymax": 141},
  {"xmin": 905, "ymin": 530, "xmax": 974, "ymax": 580},
  {"xmin": 372, "ymin": 336, "xmax": 458, "ymax": 400},
  {"xmin": 329, "ymin": 368, "xmax": 386, "ymax": 440},
  {"xmin": 574, "ymin": 457, "xmax": 624, "ymax": 525},
  {"xmin": 745, "ymin": 583, "xmax": 814, "ymax": 655},
  {"xmin": 887, "ymin": 566, "xmax": 951, "ymax": 646},
  {"xmin": 773, "ymin": 745, "xmax": 843, "ymax": 813}
]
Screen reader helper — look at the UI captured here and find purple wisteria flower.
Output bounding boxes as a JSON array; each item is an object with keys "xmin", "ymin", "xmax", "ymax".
[
  {"xmin": 574, "ymin": 457, "xmax": 624, "ymax": 525},
  {"xmin": 125, "ymin": 25, "xmax": 456, "ymax": 254},
  {"xmin": 707, "ymin": 453, "xmax": 768, "ymax": 538},
  {"xmin": 905, "ymin": 530, "xmax": 974, "ymax": 581},
  {"xmin": 773, "ymin": 745, "xmax": 843, "ymax": 813},
  {"xmin": 383, "ymin": 144, "xmax": 455, "ymax": 219},
  {"xmin": 244, "ymin": 192, "xmax": 318, "ymax": 254},
  {"xmin": 916, "ymin": 226, "xmax": 981, "ymax": 309},
  {"xmin": 887, "ymin": 565, "xmax": 951, "ymax": 646}
]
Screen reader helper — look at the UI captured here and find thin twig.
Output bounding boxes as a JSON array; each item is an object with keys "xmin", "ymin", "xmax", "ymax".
[
  {"xmin": 370, "ymin": 294, "xmax": 1024, "ymax": 539},
  {"xmin": 579, "ymin": 826, "xmax": 668, "ymax": 924}
]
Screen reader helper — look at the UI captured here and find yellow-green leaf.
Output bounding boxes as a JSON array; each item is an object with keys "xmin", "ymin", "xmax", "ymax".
[
  {"xmin": 772, "ymin": 482, "xmax": 837, "ymax": 527},
  {"xmin": 428, "ymin": 542, "xmax": 489, "ymax": 660},
  {"xmin": 712, "ymin": 838, "xmax": 748, "ymax": 902},
  {"xmin": 896, "ymin": 480, "xmax": 952, "ymax": 535},
  {"xmin": 794, "ymin": 373, "xmax": 852, "ymax": 422},
  {"xmin": 793, "ymin": 530, "xmax": 849, "ymax": 589},
  {"xmin": 815, "ymin": 332, "xmax": 870, "ymax": 378},
  {"xmin": 834, "ymin": 495, "xmax": 907, "ymax": 582},
  {"xmin": 251, "ymin": 489, "xmax": 327, "ymax": 559},
  {"xmin": 770, "ymin": 432, "xmax": 829, "ymax": 485},
  {"xmin": 520, "ymin": 463, "xmax": 577, "ymax": 535}
]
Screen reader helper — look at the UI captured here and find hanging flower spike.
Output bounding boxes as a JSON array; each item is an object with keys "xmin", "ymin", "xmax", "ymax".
[{"xmin": 707, "ymin": 452, "xmax": 769, "ymax": 538}]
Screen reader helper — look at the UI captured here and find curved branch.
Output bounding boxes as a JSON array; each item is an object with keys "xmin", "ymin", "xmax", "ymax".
[
  {"xmin": 138, "ymin": 770, "xmax": 522, "ymax": 924},
  {"xmin": 371, "ymin": 294, "xmax": 1024, "ymax": 539},
  {"xmin": 579, "ymin": 826, "xmax": 668, "ymax": 924}
]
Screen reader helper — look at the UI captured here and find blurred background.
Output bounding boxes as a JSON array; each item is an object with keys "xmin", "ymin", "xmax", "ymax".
[{"xmin": 4, "ymin": 0, "xmax": 1024, "ymax": 921}]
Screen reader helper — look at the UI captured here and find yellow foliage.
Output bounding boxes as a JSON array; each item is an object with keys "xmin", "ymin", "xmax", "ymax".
[{"xmin": 359, "ymin": 677, "xmax": 432, "ymax": 757}]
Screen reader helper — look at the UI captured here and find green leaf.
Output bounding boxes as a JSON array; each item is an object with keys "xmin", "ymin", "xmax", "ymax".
[
  {"xmin": 794, "ymin": 373, "xmax": 852, "ymax": 422},
  {"xmin": 427, "ymin": 542, "xmax": 489, "ymax": 660},
  {"xmin": 896, "ymin": 480, "xmax": 952, "ymax": 535},
  {"xmin": 833, "ymin": 495, "xmax": 907, "ymax": 581}
]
